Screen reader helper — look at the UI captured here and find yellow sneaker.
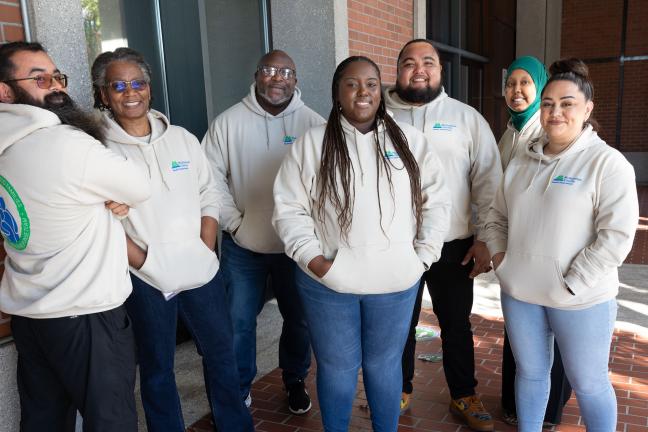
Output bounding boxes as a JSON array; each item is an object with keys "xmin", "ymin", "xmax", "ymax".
[
  {"xmin": 449, "ymin": 395, "xmax": 494, "ymax": 431},
  {"xmin": 400, "ymin": 392, "xmax": 411, "ymax": 413}
]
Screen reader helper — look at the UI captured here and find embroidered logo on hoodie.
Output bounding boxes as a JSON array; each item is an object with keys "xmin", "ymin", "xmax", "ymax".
[
  {"xmin": 0, "ymin": 175, "xmax": 30, "ymax": 250},
  {"xmin": 551, "ymin": 175, "xmax": 582, "ymax": 186},
  {"xmin": 432, "ymin": 122, "xmax": 456, "ymax": 132},
  {"xmin": 171, "ymin": 160, "xmax": 190, "ymax": 172},
  {"xmin": 384, "ymin": 150, "xmax": 400, "ymax": 160},
  {"xmin": 283, "ymin": 135, "xmax": 297, "ymax": 145}
]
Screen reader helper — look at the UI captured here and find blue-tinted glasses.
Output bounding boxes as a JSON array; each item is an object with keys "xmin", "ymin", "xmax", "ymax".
[{"xmin": 107, "ymin": 79, "xmax": 150, "ymax": 93}]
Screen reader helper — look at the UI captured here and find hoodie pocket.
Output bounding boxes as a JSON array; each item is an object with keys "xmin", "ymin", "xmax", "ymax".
[
  {"xmin": 320, "ymin": 242, "xmax": 424, "ymax": 294},
  {"xmin": 495, "ymin": 251, "xmax": 573, "ymax": 305},
  {"xmin": 234, "ymin": 209, "xmax": 282, "ymax": 253},
  {"xmin": 137, "ymin": 238, "xmax": 220, "ymax": 293}
]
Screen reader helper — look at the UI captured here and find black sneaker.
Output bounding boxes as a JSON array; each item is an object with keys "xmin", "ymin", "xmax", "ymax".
[{"xmin": 286, "ymin": 379, "xmax": 312, "ymax": 414}]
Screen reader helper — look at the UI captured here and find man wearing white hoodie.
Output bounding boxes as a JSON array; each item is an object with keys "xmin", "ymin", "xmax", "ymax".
[
  {"xmin": 385, "ymin": 39, "xmax": 502, "ymax": 431},
  {"xmin": 0, "ymin": 41, "xmax": 151, "ymax": 431},
  {"xmin": 202, "ymin": 50, "xmax": 324, "ymax": 413}
]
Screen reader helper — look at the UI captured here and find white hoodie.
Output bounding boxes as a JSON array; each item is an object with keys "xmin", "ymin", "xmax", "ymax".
[
  {"xmin": 272, "ymin": 117, "xmax": 451, "ymax": 295},
  {"xmin": 498, "ymin": 110, "xmax": 543, "ymax": 171},
  {"xmin": 202, "ymin": 85, "xmax": 325, "ymax": 253},
  {"xmin": 0, "ymin": 103, "xmax": 151, "ymax": 318},
  {"xmin": 102, "ymin": 110, "xmax": 220, "ymax": 294},
  {"xmin": 485, "ymin": 126, "xmax": 639, "ymax": 309},
  {"xmin": 384, "ymin": 88, "xmax": 501, "ymax": 242}
]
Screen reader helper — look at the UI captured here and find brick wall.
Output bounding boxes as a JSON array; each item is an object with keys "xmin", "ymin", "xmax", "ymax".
[
  {"xmin": 347, "ymin": 0, "xmax": 413, "ymax": 85},
  {"xmin": 0, "ymin": 0, "xmax": 24, "ymax": 44},
  {"xmin": 561, "ymin": 0, "xmax": 648, "ymax": 152}
]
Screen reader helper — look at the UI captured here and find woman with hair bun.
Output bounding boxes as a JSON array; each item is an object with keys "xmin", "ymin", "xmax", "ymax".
[
  {"xmin": 485, "ymin": 58, "xmax": 639, "ymax": 431},
  {"xmin": 273, "ymin": 56, "xmax": 451, "ymax": 431}
]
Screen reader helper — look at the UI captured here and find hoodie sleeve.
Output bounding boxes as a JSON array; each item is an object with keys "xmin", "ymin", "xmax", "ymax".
[
  {"xmin": 77, "ymin": 136, "xmax": 151, "ymax": 206},
  {"xmin": 563, "ymin": 156, "xmax": 639, "ymax": 295},
  {"xmin": 272, "ymin": 131, "xmax": 324, "ymax": 268},
  {"xmin": 201, "ymin": 117, "xmax": 243, "ymax": 232},
  {"xmin": 469, "ymin": 114, "xmax": 503, "ymax": 242},
  {"xmin": 414, "ymin": 136, "xmax": 452, "ymax": 267},
  {"xmin": 483, "ymin": 175, "xmax": 509, "ymax": 256},
  {"xmin": 187, "ymin": 132, "xmax": 219, "ymax": 221}
]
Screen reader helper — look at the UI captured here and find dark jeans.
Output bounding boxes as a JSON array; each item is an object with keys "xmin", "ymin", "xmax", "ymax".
[
  {"xmin": 501, "ymin": 330, "xmax": 573, "ymax": 424},
  {"xmin": 126, "ymin": 272, "xmax": 253, "ymax": 432},
  {"xmin": 11, "ymin": 306, "xmax": 137, "ymax": 432},
  {"xmin": 220, "ymin": 233, "xmax": 311, "ymax": 398},
  {"xmin": 402, "ymin": 236, "xmax": 478, "ymax": 399}
]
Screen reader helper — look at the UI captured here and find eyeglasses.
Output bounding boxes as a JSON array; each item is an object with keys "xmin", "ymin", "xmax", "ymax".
[
  {"xmin": 106, "ymin": 79, "xmax": 150, "ymax": 93},
  {"xmin": 4, "ymin": 73, "xmax": 68, "ymax": 89},
  {"xmin": 258, "ymin": 65, "xmax": 296, "ymax": 80}
]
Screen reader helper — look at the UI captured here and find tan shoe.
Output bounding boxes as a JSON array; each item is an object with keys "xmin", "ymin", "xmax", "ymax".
[
  {"xmin": 400, "ymin": 392, "xmax": 411, "ymax": 413},
  {"xmin": 449, "ymin": 395, "xmax": 494, "ymax": 431}
]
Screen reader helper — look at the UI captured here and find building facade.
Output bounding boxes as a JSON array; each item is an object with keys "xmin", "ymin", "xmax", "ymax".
[{"xmin": 0, "ymin": 0, "xmax": 646, "ymax": 429}]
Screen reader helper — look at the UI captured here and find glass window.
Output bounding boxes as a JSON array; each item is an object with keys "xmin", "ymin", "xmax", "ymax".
[{"xmin": 82, "ymin": 0, "xmax": 128, "ymax": 70}]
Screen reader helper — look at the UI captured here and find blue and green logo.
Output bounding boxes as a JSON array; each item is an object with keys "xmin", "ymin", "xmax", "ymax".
[
  {"xmin": 171, "ymin": 160, "xmax": 190, "ymax": 171},
  {"xmin": 283, "ymin": 135, "xmax": 297, "ymax": 145},
  {"xmin": 0, "ymin": 175, "xmax": 30, "ymax": 250},
  {"xmin": 384, "ymin": 150, "xmax": 400, "ymax": 160},
  {"xmin": 551, "ymin": 175, "xmax": 582, "ymax": 186},
  {"xmin": 432, "ymin": 122, "xmax": 456, "ymax": 132}
]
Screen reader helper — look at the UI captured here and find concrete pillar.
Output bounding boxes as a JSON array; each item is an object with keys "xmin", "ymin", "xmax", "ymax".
[
  {"xmin": 24, "ymin": 0, "xmax": 92, "ymax": 108},
  {"xmin": 413, "ymin": 0, "xmax": 426, "ymax": 39},
  {"xmin": 516, "ymin": 0, "xmax": 562, "ymax": 65}
]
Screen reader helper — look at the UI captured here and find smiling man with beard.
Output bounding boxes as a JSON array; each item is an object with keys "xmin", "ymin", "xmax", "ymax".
[
  {"xmin": 0, "ymin": 41, "xmax": 151, "ymax": 432},
  {"xmin": 384, "ymin": 39, "xmax": 502, "ymax": 432},
  {"xmin": 202, "ymin": 49, "xmax": 323, "ymax": 414}
]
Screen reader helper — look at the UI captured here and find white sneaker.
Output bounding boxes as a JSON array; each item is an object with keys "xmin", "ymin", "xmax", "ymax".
[{"xmin": 244, "ymin": 393, "xmax": 252, "ymax": 408}]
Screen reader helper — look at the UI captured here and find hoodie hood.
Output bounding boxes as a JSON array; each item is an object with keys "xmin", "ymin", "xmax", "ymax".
[
  {"xmin": 384, "ymin": 86, "xmax": 449, "ymax": 133},
  {"xmin": 101, "ymin": 109, "xmax": 169, "ymax": 146},
  {"xmin": 0, "ymin": 103, "xmax": 61, "ymax": 155},
  {"xmin": 242, "ymin": 84, "xmax": 305, "ymax": 117}
]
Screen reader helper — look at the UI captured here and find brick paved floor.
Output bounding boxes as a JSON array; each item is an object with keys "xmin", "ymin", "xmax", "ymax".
[{"xmin": 188, "ymin": 185, "xmax": 648, "ymax": 431}]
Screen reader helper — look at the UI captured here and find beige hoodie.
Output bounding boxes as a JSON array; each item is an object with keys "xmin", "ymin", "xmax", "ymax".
[
  {"xmin": 102, "ymin": 110, "xmax": 220, "ymax": 294},
  {"xmin": 498, "ymin": 110, "xmax": 544, "ymax": 171},
  {"xmin": 202, "ymin": 85, "xmax": 325, "ymax": 254},
  {"xmin": 384, "ymin": 88, "xmax": 501, "ymax": 242},
  {"xmin": 484, "ymin": 125, "xmax": 639, "ymax": 309},
  {"xmin": 272, "ymin": 117, "xmax": 451, "ymax": 295},
  {"xmin": 0, "ymin": 103, "xmax": 151, "ymax": 318}
]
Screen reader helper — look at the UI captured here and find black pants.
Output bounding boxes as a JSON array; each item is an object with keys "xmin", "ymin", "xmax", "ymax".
[
  {"xmin": 402, "ymin": 237, "xmax": 478, "ymax": 399},
  {"xmin": 501, "ymin": 330, "xmax": 573, "ymax": 424},
  {"xmin": 11, "ymin": 306, "xmax": 138, "ymax": 432}
]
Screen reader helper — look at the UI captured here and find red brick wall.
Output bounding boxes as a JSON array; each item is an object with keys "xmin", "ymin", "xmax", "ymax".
[
  {"xmin": 347, "ymin": 0, "xmax": 413, "ymax": 84},
  {"xmin": 0, "ymin": 0, "xmax": 24, "ymax": 44},
  {"xmin": 561, "ymin": 0, "xmax": 648, "ymax": 152}
]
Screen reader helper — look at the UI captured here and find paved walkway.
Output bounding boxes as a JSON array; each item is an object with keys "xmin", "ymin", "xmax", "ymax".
[{"xmin": 187, "ymin": 186, "xmax": 648, "ymax": 432}]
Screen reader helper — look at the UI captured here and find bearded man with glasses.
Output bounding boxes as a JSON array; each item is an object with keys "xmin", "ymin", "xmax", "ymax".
[
  {"xmin": 0, "ymin": 41, "xmax": 151, "ymax": 431},
  {"xmin": 202, "ymin": 49, "xmax": 324, "ymax": 414}
]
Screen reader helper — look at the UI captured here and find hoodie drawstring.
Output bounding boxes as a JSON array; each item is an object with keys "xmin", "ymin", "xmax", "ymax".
[
  {"xmin": 544, "ymin": 160, "xmax": 560, "ymax": 194},
  {"xmin": 264, "ymin": 114, "xmax": 270, "ymax": 149},
  {"xmin": 408, "ymin": 105, "xmax": 429, "ymax": 133},
  {"xmin": 525, "ymin": 158, "xmax": 542, "ymax": 192}
]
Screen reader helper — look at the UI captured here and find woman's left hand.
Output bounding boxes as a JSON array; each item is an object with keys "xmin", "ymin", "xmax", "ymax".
[{"xmin": 462, "ymin": 240, "xmax": 492, "ymax": 278}]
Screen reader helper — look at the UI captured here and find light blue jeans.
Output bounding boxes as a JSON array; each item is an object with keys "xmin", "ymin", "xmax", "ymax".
[
  {"xmin": 296, "ymin": 268, "xmax": 419, "ymax": 432},
  {"xmin": 501, "ymin": 293, "xmax": 617, "ymax": 432}
]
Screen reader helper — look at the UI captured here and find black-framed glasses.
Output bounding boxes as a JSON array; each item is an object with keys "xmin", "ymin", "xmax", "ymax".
[
  {"xmin": 258, "ymin": 65, "xmax": 296, "ymax": 80},
  {"xmin": 106, "ymin": 79, "xmax": 150, "ymax": 93},
  {"xmin": 4, "ymin": 73, "xmax": 68, "ymax": 89}
]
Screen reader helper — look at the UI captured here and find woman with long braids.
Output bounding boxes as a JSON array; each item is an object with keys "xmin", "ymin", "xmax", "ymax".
[{"xmin": 273, "ymin": 56, "xmax": 451, "ymax": 431}]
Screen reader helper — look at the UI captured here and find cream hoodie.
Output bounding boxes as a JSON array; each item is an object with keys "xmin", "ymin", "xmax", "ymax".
[
  {"xmin": 202, "ymin": 85, "xmax": 325, "ymax": 253},
  {"xmin": 0, "ymin": 103, "xmax": 151, "ymax": 318},
  {"xmin": 272, "ymin": 117, "xmax": 451, "ymax": 295},
  {"xmin": 485, "ymin": 126, "xmax": 639, "ymax": 309},
  {"xmin": 102, "ymin": 110, "xmax": 220, "ymax": 294},
  {"xmin": 384, "ymin": 88, "xmax": 501, "ymax": 242},
  {"xmin": 498, "ymin": 110, "xmax": 543, "ymax": 171}
]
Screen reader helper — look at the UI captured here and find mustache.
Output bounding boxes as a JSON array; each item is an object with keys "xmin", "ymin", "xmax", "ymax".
[{"xmin": 44, "ymin": 92, "xmax": 106, "ymax": 143}]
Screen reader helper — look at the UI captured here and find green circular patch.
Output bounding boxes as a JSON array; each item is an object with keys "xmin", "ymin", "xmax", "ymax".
[{"xmin": 0, "ymin": 175, "xmax": 30, "ymax": 250}]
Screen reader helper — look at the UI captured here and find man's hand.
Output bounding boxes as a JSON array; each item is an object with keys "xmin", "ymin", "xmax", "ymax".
[
  {"xmin": 308, "ymin": 255, "xmax": 333, "ymax": 278},
  {"xmin": 492, "ymin": 252, "xmax": 505, "ymax": 271},
  {"xmin": 105, "ymin": 201, "xmax": 129, "ymax": 217},
  {"xmin": 126, "ymin": 236, "xmax": 147, "ymax": 270},
  {"xmin": 462, "ymin": 240, "xmax": 492, "ymax": 278},
  {"xmin": 200, "ymin": 216, "xmax": 218, "ymax": 251}
]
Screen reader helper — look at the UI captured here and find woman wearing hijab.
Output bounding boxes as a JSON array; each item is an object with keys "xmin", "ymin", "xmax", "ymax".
[{"xmin": 498, "ymin": 56, "xmax": 572, "ymax": 426}]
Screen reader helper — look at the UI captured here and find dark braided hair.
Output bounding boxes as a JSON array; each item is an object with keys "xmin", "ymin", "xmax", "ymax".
[{"xmin": 317, "ymin": 56, "xmax": 423, "ymax": 241}]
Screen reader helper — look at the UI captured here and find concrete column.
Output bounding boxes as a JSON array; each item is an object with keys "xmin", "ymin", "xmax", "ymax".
[
  {"xmin": 24, "ymin": 0, "xmax": 92, "ymax": 108},
  {"xmin": 270, "ymin": 0, "xmax": 348, "ymax": 116},
  {"xmin": 516, "ymin": 0, "xmax": 562, "ymax": 65},
  {"xmin": 413, "ymin": 0, "xmax": 426, "ymax": 39}
]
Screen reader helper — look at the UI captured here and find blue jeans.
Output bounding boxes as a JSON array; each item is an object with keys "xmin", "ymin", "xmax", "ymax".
[
  {"xmin": 296, "ymin": 268, "xmax": 419, "ymax": 432},
  {"xmin": 220, "ymin": 233, "xmax": 311, "ymax": 398},
  {"xmin": 501, "ymin": 293, "xmax": 617, "ymax": 432},
  {"xmin": 126, "ymin": 272, "xmax": 254, "ymax": 432}
]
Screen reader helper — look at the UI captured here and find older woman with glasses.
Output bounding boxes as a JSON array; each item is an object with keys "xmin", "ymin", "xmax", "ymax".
[{"xmin": 91, "ymin": 47, "xmax": 253, "ymax": 432}]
